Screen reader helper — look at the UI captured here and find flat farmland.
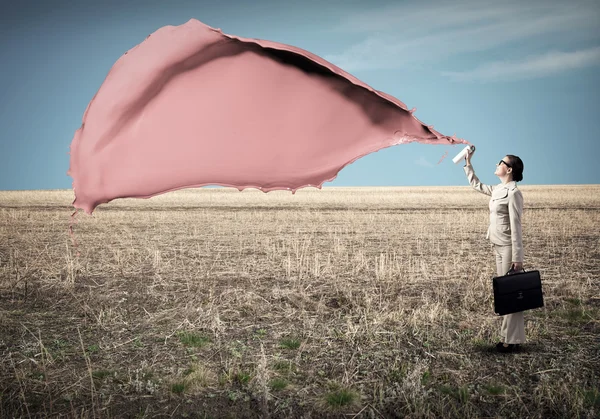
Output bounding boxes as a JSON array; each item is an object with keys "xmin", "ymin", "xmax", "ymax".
[{"xmin": 0, "ymin": 186, "xmax": 598, "ymax": 418}]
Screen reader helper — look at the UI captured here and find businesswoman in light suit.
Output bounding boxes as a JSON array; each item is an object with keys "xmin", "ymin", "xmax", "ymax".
[{"xmin": 464, "ymin": 150, "xmax": 525, "ymax": 353}]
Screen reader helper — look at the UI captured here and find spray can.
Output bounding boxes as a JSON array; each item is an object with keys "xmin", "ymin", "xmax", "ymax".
[{"xmin": 452, "ymin": 145, "xmax": 475, "ymax": 164}]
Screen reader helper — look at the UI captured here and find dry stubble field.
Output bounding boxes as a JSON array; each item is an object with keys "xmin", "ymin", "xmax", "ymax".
[{"xmin": 0, "ymin": 185, "xmax": 599, "ymax": 418}]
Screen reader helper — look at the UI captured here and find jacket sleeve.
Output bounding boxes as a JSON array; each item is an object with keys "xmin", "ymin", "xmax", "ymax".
[
  {"xmin": 508, "ymin": 189, "xmax": 524, "ymax": 262},
  {"xmin": 463, "ymin": 164, "xmax": 493, "ymax": 196}
]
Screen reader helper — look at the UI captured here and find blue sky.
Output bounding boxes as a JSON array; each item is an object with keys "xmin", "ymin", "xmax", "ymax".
[{"xmin": 1, "ymin": 0, "xmax": 599, "ymax": 190}]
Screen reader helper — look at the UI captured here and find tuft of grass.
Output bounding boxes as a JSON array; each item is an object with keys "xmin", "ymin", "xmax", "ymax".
[
  {"xmin": 181, "ymin": 363, "xmax": 216, "ymax": 390},
  {"xmin": 235, "ymin": 372, "xmax": 252, "ymax": 385},
  {"xmin": 279, "ymin": 337, "xmax": 301, "ymax": 350},
  {"xmin": 583, "ymin": 388, "xmax": 600, "ymax": 408},
  {"xmin": 273, "ymin": 360, "xmax": 297, "ymax": 374},
  {"xmin": 228, "ymin": 390, "xmax": 245, "ymax": 402},
  {"xmin": 553, "ymin": 305, "xmax": 597, "ymax": 325},
  {"xmin": 564, "ymin": 308, "xmax": 586, "ymax": 322},
  {"xmin": 28, "ymin": 371, "xmax": 45, "ymax": 381},
  {"xmin": 440, "ymin": 385, "xmax": 469, "ymax": 403},
  {"xmin": 559, "ymin": 307, "xmax": 598, "ymax": 326},
  {"xmin": 51, "ymin": 339, "xmax": 69, "ymax": 350},
  {"xmin": 485, "ymin": 384, "xmax": 505, "ymax": 395},
  {"xmin": 325, "ymin": 388, "xmax": 358, "ymax": 408},
  {"xmin": 471, "ymin": 338, "xmax": 488, "ymax": 349},
  {"xmin": 177, "ymin": 331, "xmax": 210, "ymax": 348},
  {"xmin": 270, "ymin": 378, "xmax": 288, "ymax": 391},
  {"xmin": 439, "ymin": 385, "xmax": 454, "ymax": 395},
  {"xmin": 48, "ymin": 339, "xmax": 70, "ymax": 360},
  {"xmin": 458, "ymin": 386, "xmax": 469, "ymax": 404},
  {"xmin": 387, "ymin": 367, "xmax": 406, "ymax": 383},
  {"xmin": 171, "ymin": 382, "xmax": 186, "ymax": 394},
  {"xmin": 421, "ymin": 370, "xmax": 431, "ymax": 385},
  {"xmin": 92, "ymin": 370, "xmax": 113, "ymax": 380},
  {"xmin": 565, "ymin": 297, "xmax": 581, "ymax": 306},
  {"xmin": 86, "ymin": 344, "xmax": 100, "ymax": 354},
  {"xmin": 218, "ymin": 373, "xmax": 229, "ymax": 386},
  {"xmin": 253, "ymin": 328, "xmax": 267, "ymax": 339}
]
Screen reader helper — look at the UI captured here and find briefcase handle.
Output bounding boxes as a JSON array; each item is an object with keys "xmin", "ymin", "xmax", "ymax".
[{"xmin": 505, "ymin": 266, "xmax": 526, "ymax": 276}]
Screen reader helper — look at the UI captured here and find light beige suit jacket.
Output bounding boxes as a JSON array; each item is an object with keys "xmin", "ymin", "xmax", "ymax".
[{"xmin": 464, "ymin": 164, "xmax": 524, "ymax": 263}]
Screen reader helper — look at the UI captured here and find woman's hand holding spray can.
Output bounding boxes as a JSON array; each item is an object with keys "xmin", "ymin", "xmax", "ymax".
[{"xmin": 452, "ymin": 145, "xmax": 476, "ymax": 164}]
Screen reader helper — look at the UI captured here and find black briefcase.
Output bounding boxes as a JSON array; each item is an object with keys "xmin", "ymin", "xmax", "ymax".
[{"xmin": 492, "ymin": 269, "xmax": 544, "ymax": 316}]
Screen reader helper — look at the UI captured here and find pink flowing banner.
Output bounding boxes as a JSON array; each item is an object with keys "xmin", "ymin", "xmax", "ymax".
[{"xmin": 68, "ymin": 19, "xmax": 467, "ymax": 214}]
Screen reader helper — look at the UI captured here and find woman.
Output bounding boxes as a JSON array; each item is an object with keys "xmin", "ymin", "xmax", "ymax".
[{"xmin": 464, "ymin": 150, "xmax": 525, "ymax": 353}]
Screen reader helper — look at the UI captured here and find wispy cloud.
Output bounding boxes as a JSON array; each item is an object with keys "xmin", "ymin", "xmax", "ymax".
[
  {"xmin": 415, "ymin": 157, "xmax": 434, "ymax": 168},
  {"xmin": 323, "ymin": 0, "xmax": 600, "ymax": 78},
  {"xmin": 442, "ymin": 47, "xmax": 600, "ymax": 82}
]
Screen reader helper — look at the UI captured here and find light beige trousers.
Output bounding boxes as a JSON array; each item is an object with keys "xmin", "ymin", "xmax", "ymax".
[{"xmin": 493, "ymin": 244, "xmax": 526, "ymax": 344}]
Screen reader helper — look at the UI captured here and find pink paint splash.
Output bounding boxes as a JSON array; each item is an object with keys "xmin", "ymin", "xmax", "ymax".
[
  {"xmin": 436, "ymin": 151, "xmax": 449, "ymax": 165},
  {"xmin": 68, "ymin": 19, "xmax": 467, "ymax": 215}
]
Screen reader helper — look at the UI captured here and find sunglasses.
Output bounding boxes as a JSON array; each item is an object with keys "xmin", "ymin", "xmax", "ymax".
[{"xmin": 498, "ymin": 160, "xmax": 512, "ymax": 168}]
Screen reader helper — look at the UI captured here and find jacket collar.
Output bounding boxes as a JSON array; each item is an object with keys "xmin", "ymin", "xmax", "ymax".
[{"xmin": 498, "ymin": 180, "xmax": 517, "ymax": 190}]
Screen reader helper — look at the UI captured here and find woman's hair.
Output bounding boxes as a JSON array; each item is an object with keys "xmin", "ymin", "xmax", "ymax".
[{"xmin": 506, "ymin": 155, "xmax": 524, "ymax": 182}]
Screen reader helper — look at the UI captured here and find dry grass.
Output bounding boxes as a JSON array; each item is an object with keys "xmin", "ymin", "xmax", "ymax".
[{"xmin": 0, "ymin": 185, "xmax": 598, "ymax": 418}]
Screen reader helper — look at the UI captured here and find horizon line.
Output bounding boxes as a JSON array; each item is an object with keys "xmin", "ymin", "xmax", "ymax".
[{"xmin": 0, "ymin": 183, "xmax": 598, "ymax": 193}]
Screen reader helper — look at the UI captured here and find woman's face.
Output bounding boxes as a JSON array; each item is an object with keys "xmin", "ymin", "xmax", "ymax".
[{"xmin": 494, "ymin": 156, "xmax": 512, "ymax": 178}]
